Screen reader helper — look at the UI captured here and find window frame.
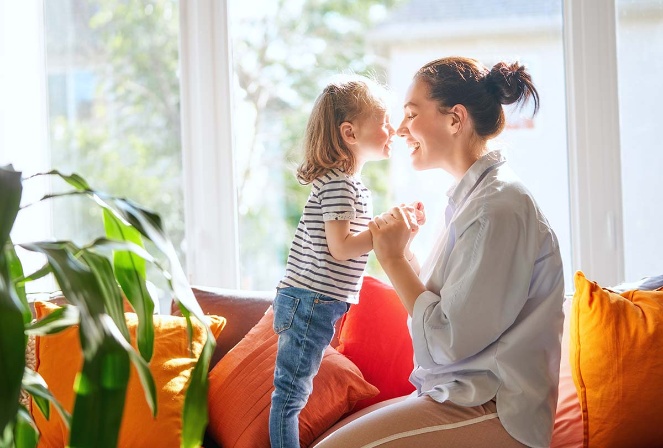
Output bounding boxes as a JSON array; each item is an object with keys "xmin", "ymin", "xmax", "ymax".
[
  {"xmin": 179, "ymin": 0, "xmax": 626, "ymax": 289},
  {"xmin": 178, "ymin": 1, "xmax": 239, "ymax": 287}
]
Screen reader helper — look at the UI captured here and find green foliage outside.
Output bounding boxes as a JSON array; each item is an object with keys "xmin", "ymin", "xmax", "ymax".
[
  {"xmin": 45, "ymin": 0, "xmax": 184, "ymax": 267},
  {"xmin": 231, "ymin": 0, "xmax": 404, "ymax": 287},
  {"xmin": 44, "ymin": 0, "xmax": 405, "ymax": 290}
]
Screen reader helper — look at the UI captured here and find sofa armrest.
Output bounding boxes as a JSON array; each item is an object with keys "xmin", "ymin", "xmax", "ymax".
[{"xmin": 171, "ymin": 286, "xmax": 274, "ymax": 369}]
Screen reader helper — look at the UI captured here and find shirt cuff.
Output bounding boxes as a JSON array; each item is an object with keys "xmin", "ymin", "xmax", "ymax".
[{"xmin": 323, "ymin": 211, "xmax": 355, "ymax": 221}]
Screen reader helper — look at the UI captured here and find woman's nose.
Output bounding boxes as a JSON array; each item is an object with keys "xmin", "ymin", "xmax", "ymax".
[{"xmin": 397, "ymin": 120, "xmax": 409, "ymax": 137}]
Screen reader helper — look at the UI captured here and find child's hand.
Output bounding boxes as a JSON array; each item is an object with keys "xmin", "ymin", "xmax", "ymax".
[{"xmin": 411, "ymin": 201, "xmax": 426, "ymax": 226}]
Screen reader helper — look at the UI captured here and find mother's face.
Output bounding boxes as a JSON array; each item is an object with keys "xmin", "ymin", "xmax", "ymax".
[{"xmin": 397, "ymin": 78, "xmax": 456, "ymax": 171}]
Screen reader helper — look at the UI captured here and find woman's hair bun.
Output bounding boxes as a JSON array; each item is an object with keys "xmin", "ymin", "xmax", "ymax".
[{"xmin": 486, "ymin": 62, "xmax": 539, "ymax": 113}]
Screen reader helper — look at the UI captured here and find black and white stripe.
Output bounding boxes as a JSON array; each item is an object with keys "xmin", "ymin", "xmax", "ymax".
[{"xmin": 277, "ymin": 169, "xmax": 372, "ymax": 303}]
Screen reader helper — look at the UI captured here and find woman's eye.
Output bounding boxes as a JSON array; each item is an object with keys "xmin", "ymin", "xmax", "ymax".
[{"xmin": 407, "ymin": 114, "xmax": 415, "ymax": 120}]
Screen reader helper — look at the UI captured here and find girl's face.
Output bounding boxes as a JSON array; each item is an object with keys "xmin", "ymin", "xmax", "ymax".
[
  {"xmin": 352, "ymin": 109, "xmax": 396, "ymax": 164},
  {"xmin": 398, "ymin": 79, "xmax": 455, "ymax": 171}
]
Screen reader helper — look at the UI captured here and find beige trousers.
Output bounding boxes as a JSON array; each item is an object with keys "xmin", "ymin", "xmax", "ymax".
[{"xmin": 311, "ymin": 395, "xmax": 528, "ymax": 448}]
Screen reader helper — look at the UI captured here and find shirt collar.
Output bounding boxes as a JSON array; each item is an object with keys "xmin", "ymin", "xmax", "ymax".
[{"xmin": 447, "ymin": 150, "xmax": 506, "ymax": 207}]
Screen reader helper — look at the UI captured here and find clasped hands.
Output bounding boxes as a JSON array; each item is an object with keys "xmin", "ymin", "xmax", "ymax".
[{"xmin": 368, "ymin": 201, "xmax": 426, "ymax": 264}]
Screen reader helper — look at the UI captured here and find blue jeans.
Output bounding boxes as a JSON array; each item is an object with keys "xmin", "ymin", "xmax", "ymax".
[{"xmin": 269, "ymin": 287, "xmax": 350, "ymax": 448}]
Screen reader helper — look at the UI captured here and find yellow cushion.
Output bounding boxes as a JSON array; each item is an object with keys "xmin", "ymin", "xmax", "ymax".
[
  {"xmin": 570, "ymin": 271, "xmax": 663, "ymax": 447},
  {"xmin": 206, "ymin": 306, "xmax": 379, "ymax": 448},
  {"xmin": 32, "ymin": 300, "xmax": 225, "ymax": 448}
]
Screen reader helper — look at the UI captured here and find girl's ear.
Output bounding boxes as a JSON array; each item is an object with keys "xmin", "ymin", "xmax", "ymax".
[
  {"xmin": 449, "ymin": 104, "xmax": 468, "ymax": 134},
  {"xmin": 339, "ymin": 121, "xmax": 356, "ymax": 145}
]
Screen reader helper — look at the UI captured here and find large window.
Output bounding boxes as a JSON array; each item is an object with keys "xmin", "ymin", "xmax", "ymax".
[
  {"xmin": 42, "ymin": 0, "xmax": 184, "ymax": 258},
  {"xmin": 227, "ymin": 1, "xmax": 403, "ymax": 289},
  {"xmin": 226, "ymin": 0, "xmax": 572, "ymax": 291},
  {"xmin": 2, "ymin": 0, "xmax": 183, "ymax": 310},
  {"xmin": 3, "ymin": 0, "xmax": 659, "ymax": 299}
]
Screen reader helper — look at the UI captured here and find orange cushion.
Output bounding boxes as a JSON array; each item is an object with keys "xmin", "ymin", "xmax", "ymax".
[
  {"xmin": 206, "ymin": 306, "xmax": 379, "ymax": 448},
  {"xmin": 32, "ymin": 301, "xmax": 225, "ymax": 448},
  {"xmin": 570, "ymin": 271, "xmax": 663, "ymax": 447},
  {"xmin": 336, "ymin": 276, "xmax": 415, "ymax": 411}
]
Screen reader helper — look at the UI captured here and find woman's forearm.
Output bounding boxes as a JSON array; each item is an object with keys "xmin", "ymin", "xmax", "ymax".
[
  {"xmin": 405, "ymin": 248, "xmax": 421, "ymax": 276},
  {"xmin": 379, "ymin": 255, "xmax": 426, "ymax": 315}
]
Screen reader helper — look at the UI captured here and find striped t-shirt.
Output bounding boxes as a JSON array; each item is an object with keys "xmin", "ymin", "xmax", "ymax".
[{"xmin": 277, "ymin": 169, "xmax": 372, "ymax": 303}]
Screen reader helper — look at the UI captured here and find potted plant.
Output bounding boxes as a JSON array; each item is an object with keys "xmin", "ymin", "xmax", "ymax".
[{"xmin": 0, "ymin": 165, "xmax": 214, "ymax": 448}]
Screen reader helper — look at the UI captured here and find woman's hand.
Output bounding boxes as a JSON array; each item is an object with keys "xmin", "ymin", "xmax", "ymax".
[
  {"xmin": 404, "ymin": 201, "xmax": 426, "ymax": 249},
  {"xmin": 368, "ymin": 206, "xmax": 419, "ymax": 264},
  {"xmin": 368, "ymin": 205, "xmax": 426, "ymax": 315},
  {"xmin": 412, "ymin": 201, "xmax": 426, "ymax": 225}
]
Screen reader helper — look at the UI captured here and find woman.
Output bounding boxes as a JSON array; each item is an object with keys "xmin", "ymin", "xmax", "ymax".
[{"xmin": 313, "ymin": 57, "xmax": 564, "ymax": 448}]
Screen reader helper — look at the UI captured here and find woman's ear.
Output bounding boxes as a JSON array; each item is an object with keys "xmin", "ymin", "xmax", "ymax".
[
  {"xmin": 339, "ymin": 121, "xmax": 356, "ymax": 145},
  {"xmin": 449, "ymin": 104, "xmax": 468, "ymax": 134}
]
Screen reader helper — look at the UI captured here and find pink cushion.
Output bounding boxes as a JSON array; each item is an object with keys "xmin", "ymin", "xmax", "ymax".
[{"xmin": 550, "ymin": 297, "xmax": 583, "ymax": 448}]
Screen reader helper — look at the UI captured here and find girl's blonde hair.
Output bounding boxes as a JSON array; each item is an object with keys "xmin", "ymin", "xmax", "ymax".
[{"xmin": 297, "ymin": 75, "xmax": 389, "ymax": 184}]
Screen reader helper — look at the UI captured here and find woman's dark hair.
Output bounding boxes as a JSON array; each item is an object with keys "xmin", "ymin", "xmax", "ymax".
[{"xmin": 414, "ymin": 56, "xmax": 539, "ymax": 139}]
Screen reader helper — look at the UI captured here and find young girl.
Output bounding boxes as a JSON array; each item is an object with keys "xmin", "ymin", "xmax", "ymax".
[{"xmin": 269, "ymin": 74, "xmax": 410, "ymax": 448}]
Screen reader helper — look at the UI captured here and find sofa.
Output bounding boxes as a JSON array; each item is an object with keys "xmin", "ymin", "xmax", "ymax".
[{"xmin": 29, "ymin": 273, "xmax": 663, "ymax": 448}]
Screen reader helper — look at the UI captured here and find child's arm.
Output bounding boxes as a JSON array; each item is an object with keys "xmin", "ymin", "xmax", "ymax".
[{"xmin": 325, "ymin": 220, "xmax": 373, "ymax": 261}]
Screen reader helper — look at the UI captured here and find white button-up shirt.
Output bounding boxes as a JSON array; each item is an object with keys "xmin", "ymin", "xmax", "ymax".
[{"xmin": 411, "ymin": 150, "xmax": 564, "ymax": 448}]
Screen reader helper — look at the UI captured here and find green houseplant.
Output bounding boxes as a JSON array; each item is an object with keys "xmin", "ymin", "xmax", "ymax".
[{"xmin": 0, "ymin": 165, "xmax": 215, "ymax": 448}]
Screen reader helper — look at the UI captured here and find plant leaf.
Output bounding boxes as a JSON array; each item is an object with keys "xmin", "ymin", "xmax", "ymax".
[
  {"xmin": 16, "ymin": 241, "xmax": 135, "ymax": 447},
  {"xmin": 101, "ymin": 314, "xmax": 157, "ymax": 417},
  {"xmin": 22, "ymin": 368, "xmax": 71, "ymax": 427},
  {"xmin": 13, "ymin": 405, "xmax": 38, "ymax": 448},
  {"xmin": 3, "ymin": 241, "xmax": 30, "ymax": 324},
  {"xmin": 78, "ymin": 251, "xmax": 131, "ymax": 343},
  {"xmin": 0, "ymin": 165, "xmax": 26, "ymax": 433},
  {"xmin": 25, "ymin": 305, "xmax": 80, "ymax": 337},
  {"xmin": 69, "ymin": 337, "xmax": 129, "ymax": 448},
  {"xmin": 103, "ymin": 209, "xmax": 153, "ymax": 360},
  {"xmin": 22, "ymin": 170, "xmax": 212, "ymax": 446},
  {"xmin": 0, "ymin": 280, "xmax": 25, "ymax": 436},
  {"xmin": 0, "ymin": 165, "xmax": 22, "ymax": 248},
  {"xmin": 16, "ymin": 263, "xmax": 51, "ymax": 286},
  {"xmin": 25, "ymin": 169, "xmax": 91, "ymax": 191},
  {"xmin": 19, "ymin": 242, "xmax": 105, "ymax": 357},
  {"xmin": 107, "ymin": 198, "xmax": 216, "ymax": 448},
  {"xmin": 181, "ymin": 328, "xmax": 215, "ymax": 448}
]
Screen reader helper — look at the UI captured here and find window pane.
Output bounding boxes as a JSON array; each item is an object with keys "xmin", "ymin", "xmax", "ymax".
[
  {"xmin": 42, "ymin": 0, "xmax": 184, "ymax": 273},
  {"xmin": 617, "ymin": 0, "xmax": 663, "ymax": 280},
  {"xmin": 229, "ymin": 0, "xmax": 572, "ymax": 292},
  {"xmin": 1, "ymin": 0, "xmax": 185, "ymax": 308},
  {"xmin": 375, "ymin": 0, "xmax": 571, "ymax": 292}
]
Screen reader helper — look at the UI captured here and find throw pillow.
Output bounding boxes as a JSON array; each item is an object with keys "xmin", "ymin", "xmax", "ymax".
[
  {"xmin": 336, "ymin": 276, "xmax": 415, "ymax": 411},
  {"xmin": 32, "ymin": 300, "xmax": 226, "ymax": 448},
  {"xmin": 550, "ymin": 296, "xmax": 583, "ymax": 448},
  {"xmin": 206, "ymin": 307, "xmax": 379, "ymax": 448},
  {"xmin": 570, "ymin": 271, "xmax": 663, "ymax": 448}
]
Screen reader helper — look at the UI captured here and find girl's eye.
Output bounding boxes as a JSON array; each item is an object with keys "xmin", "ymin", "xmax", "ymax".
[{"xmin": 407, "ymin": 114, "xmax": 415, "ymax": 120}]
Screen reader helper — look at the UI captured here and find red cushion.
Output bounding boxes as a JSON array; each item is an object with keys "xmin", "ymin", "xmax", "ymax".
[{"xmin": 336, "ymin": 276, "xmax": 416, "ymax": 412}]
